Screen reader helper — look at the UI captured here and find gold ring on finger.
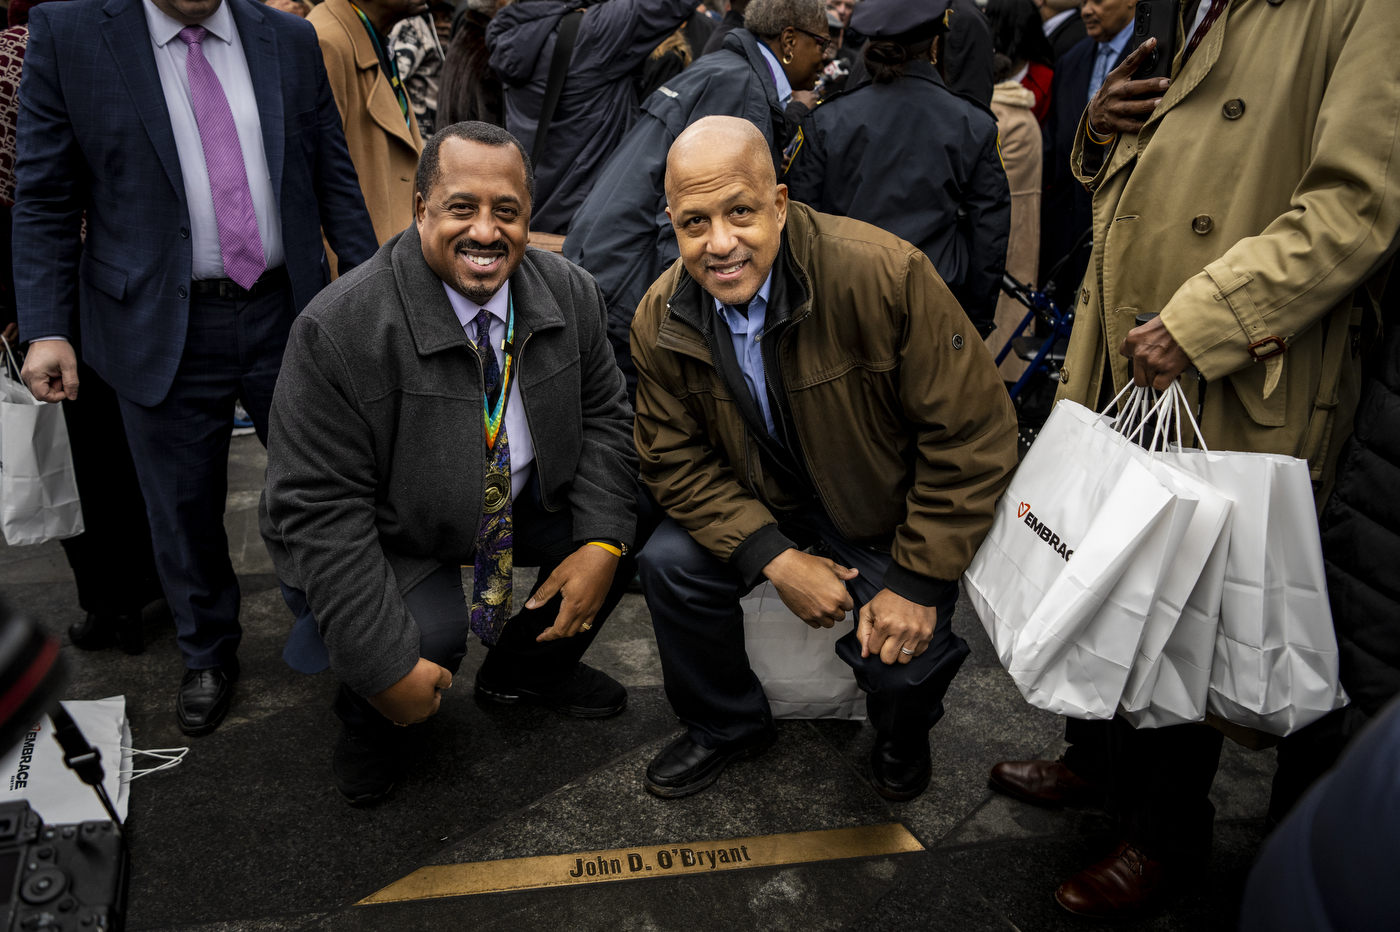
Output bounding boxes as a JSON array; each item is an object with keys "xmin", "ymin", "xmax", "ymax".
[{"xmin": 581, "ymin": 622, "xmax": 593, "ymax": 632}]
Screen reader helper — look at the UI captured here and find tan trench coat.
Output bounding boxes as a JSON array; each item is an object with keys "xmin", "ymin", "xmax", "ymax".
[
  {"xmin": 988, "ymin": 81, "xmax": 1043, "ymax": 381},
  {"xmin": 309, "ymin": 0, "xmax": 423, "ymax": 272},
  {"xmin": 1056, "ymin": 0, "xmax": 1400, "ymax": 503}
]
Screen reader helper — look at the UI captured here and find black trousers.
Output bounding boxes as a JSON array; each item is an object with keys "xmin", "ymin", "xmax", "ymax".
[
  {"xmin": 58, "ymin": 360, "xmax": 163, "ymax": 617},
  {"xmin": 1267, "ymin": 705, "xmax": 1367, "ymax": 827},
  {"xmin": 1061, "ymin": 715, "xmax": 1224, "ymax": 864},
  {"xmin": 637, "ymin": 507, "xmax": 969, "ymax": 749},
  {"xmin": 117, "ymin": 279, "xmax": 290, "ymax": 669},
  {"xmin": 334, "ymin": 485, "xmax": 647, "ymax": 734}
]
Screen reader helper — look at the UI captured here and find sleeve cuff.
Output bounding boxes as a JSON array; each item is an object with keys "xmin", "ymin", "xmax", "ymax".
[
  {"xmin": 731, "ymin": 523, "xmax": 798, "ymax": 589},
  {"xmin": 882, "ymin": 562, "xmax": 959, "ymax": 610}
]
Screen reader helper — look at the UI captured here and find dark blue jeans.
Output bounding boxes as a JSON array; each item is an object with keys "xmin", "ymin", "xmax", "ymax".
[
  {"xmin": 118, "ymin": 280, "xmax": 292, "ymax": 669},
  {"xmin": 638, "ymin": 508, "xmax": 969, "ymax": 749}
]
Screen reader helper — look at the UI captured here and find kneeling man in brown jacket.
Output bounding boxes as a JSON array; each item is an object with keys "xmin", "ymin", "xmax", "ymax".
[{"xmin": 633, "ymin": 116, "xmax": 1018, "ymax": 801}]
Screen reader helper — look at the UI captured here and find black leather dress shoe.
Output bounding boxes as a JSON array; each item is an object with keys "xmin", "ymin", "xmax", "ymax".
[
  {"xmin": 645, "ymin": 729, "xmax": 776, "ymax": 799},
  {"xmin": 68, "ymin": 612, "xmax": 144, "ymax": 655},
  {"xmin": 176, "ymin": 658, "xmax": 239, "ymax": 737},
  {"xmin": 869, "ymin": 733, "xmax": 932, "ymax": 801},
  {"xmin": 474, "ymin": 662, "xmax": 627, "ymax": 718},
  {"xmin": 332, "ymin": 726, "xmax": 401, "ymax": 805}
]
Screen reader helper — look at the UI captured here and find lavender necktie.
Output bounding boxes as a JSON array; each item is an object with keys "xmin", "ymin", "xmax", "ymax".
[{"xmin": 178, "ymin": 26, "xmax": 266, "ymax": 290}]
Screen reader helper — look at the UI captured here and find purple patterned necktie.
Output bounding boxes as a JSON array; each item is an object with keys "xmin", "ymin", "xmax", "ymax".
[
  {"xmin": 469, "ymin": 309, "xmax": 514, "ymax": 645},
  {"xmin": 178, "ymin": 26, "xmax": 266, "ymax": 290}
]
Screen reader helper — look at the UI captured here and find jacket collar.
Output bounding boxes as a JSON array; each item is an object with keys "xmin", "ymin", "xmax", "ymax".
[
  {"xmin": 99, "ymin": 0, "xmax": 283, "ymax": 208},
  {"xmin": 321, "ymin": 0, "xmax": 421, "ymax": 153},
  {"xmin": 226, "ymin": 0, "xmax": 285, "ymax": 200},
  {"xmin": 724, "ymin": 28, "xmax": 788, "ymax": 123},
  {"xmin": 901, "ymin": 58, "xmax": 949, "ymax": 90},
  {"xmin": 391, "ymin": 226, "xmax": 566, "ymax": 357},
  {"xmin": 660, "ymin": 223, "xmax": 813, "ymax": 364}
]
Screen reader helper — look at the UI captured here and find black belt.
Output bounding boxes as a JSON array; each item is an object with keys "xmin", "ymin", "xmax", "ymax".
[{"xmin": 191, "ymin": 266, "xmax": 290, "ymax": 300}]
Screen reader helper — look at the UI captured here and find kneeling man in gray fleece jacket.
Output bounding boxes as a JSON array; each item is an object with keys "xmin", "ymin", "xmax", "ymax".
[{"xmin": 260, "ymin": 122, "xmax": 642, "ymax": 804}]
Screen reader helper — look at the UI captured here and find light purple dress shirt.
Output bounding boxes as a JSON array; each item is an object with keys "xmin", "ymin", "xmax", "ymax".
[{"xmin": 443, "ymin": 281, "xmax": 535, "ymax": 501}]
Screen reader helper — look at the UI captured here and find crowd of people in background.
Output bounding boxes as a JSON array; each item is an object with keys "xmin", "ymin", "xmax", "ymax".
[{"xmin": 1, "ymin": 0, "xmax": 1399, "ymax": 927}]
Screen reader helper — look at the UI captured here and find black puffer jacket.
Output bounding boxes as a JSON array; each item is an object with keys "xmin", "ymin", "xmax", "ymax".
[
  {"xmin": 486, "ymin": 0, "xmax": 695, "ymax": 234},
  {"xmin": 1319, "ymin": 310, "xmax": 1400, "ymax": 716}
]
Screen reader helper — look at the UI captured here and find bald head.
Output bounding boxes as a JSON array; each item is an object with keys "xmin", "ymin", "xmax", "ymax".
[
  {"xmin": 665, "ymin": 117, "xmax": 788, "ymax": 307},
  {"xmin": 666, "ymin": 116, "xmax": 776, "ymax": 205}
]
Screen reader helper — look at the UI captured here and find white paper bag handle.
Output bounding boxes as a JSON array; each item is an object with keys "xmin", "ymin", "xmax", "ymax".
[
  {"xmin": 0, "ymin": 333, "xmax": 20, "ymax": 381},
  {"xmin": 1167, "ymin": 380, "xmax": 1211, "ymax": 452}
]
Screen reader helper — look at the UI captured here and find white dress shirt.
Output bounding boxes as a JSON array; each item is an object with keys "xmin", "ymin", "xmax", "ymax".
[
  {"xmin": 142, "ymin": 0, "xmax": 283, "ymax": 280},
  {"xmin": 443, "ymin": 281, "xmax": 535, "ymax": 501}
]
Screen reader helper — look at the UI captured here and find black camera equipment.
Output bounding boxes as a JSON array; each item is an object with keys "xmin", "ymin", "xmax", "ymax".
[
  {"xmin": 0, "ymin": 601, "xmax": 129, "ymax": 931},
  {"xmin": 1127, "ymin": 0, "xmax": 1180, "ymax": 84}
]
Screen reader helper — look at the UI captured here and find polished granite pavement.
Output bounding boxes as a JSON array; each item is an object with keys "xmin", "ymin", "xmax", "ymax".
[{"xmin": 0, "ymin": 436, "xmax": 1273, "ymax": 931}]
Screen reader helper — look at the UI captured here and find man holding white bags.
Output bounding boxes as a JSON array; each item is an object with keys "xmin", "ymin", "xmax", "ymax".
[
  {"xmin": 988, "ymin": 0, "xmax": 1400, "ymax": 918},
  {"xmin": 631, "ymin": 116, "xmax": 1018, "ymax": 802}
]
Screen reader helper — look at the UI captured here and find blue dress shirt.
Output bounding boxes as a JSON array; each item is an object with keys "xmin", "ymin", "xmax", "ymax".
[
  {"xmin": 1087, "ymin": 23, "xmax": 1132, "ymax": 103},
  {"xmin": 713, "ymin": 271, "xmax": 778, "ymax": 439},
  {"xmin": 756, "ymin": 42, "xmax": 793, "ymax": 106}
]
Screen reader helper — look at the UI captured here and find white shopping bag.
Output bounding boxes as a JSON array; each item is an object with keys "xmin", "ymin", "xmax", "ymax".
[
  {"xmin": 742, "ymin": 582, "xmax": 866, "ymax": 720},
  {"xmin": 0, "ymin": 697, "xmax": 130, "ymax": 823},
  {"xmin": 965, "ymin": 400, "xmax": 1185, "ymax": 719},
  {"xmin": 1113, "ymin": 385, "xmax": 1234, "ymax": 728},
  {"xmin": 1169, "ymin": 445, "xmax": 1349, "ymax": 736},
  {"xmin": 0, "ymin": 336, "xmax": 84, "ymax": 545}
]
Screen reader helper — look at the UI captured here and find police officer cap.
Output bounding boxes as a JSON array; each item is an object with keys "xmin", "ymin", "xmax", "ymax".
[{"xmin": 850, "ymin": 0, "xmax": 953, "ymax": 42}]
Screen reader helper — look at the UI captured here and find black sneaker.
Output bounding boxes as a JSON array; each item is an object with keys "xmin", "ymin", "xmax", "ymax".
[
  {"xmin": 645, "ymin": 729, "xmax": 776, "ymax": 799},
  {"xmin": 332, "ymin": 726, "xmax": 401, "ymax": 805},
  {"xmin": 869, "ymin": 733, "xmax": 932, "ymax": 801},
  {"xmin": 474, "ymin": 662, "xmax": 627, "ymax": 718}
]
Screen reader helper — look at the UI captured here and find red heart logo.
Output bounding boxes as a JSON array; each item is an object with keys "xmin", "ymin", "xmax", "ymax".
[{"xmin": 1018, "ymin": 502, "xmax": 1030, "ymax": 519}]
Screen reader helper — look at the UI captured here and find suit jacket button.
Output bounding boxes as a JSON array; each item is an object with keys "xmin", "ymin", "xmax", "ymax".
[
  {"xmin": 1222, "ymin": 98, "xmax": 1245, "ymax": 120},
  {"xmin": 1192, "ymin": 214, "xmax": 1214, "ymax": 235},
  {"xmin": 1081, "ymin": 287, "xmax": 1090, "ymax": 304},
  {"xmin": 180, "ymin": 227, "xmax": 190, "ymax": 238},
  {"xmin": 1060, "ymin": 367, "xmax": 1070, "ymax": 384},
  {"xmin": 178, "ymin": 285, "xmax": 188, "ymax": 298}
]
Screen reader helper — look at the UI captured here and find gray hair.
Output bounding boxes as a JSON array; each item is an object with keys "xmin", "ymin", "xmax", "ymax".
[{"xmin": 744, "ymin": 0, "xmax": 826, "ymax": 39}]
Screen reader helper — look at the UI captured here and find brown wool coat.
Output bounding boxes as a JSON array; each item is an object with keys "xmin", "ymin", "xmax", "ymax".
[
  {"xmin": 1056, "ymin": 0, "xmax": 1400, "ymax": 505},
  {"xmin": 309, "ymin": 0, "xmax": 423, "ymax": 273},
  {"xmin": 631, "ymin": 204, "xmax": 1019, "ymax": 587},
  {"xmin": 988, "ymin": 81, "xmax": 1043, "ymax": 381}
]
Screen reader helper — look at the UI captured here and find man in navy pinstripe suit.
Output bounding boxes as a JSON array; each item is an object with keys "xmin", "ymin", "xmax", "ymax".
[{"xmin": 13, "ymin": 0, "xmax": 379, "ymax": 735}]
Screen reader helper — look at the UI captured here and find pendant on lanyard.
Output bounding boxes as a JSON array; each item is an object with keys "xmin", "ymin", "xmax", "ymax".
[{"xmin": 483, "ymin": 294, "xmax": 516, "ymax": 451}]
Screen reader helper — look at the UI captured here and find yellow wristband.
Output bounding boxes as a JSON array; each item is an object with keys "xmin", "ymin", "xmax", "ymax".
[
  {"xmin": 1085, "ymin": 119, "xmax": 1117, "ymax": 146},
  {"xmin": 587, "ymin": 541, "xmax": 624, "ymax": 557}
]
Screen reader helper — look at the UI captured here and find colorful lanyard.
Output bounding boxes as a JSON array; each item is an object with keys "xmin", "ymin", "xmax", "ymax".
[
  {"xmin": 482, "ymin": 295, "xmax": 516, "ymax": 450},
  {"xmin": 349, "ymin": 2, "xmax": 411, "ymax": 127}
]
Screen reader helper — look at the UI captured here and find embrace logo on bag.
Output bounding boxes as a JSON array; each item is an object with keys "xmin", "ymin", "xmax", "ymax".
[
  {"xmin": 7, "ymin": 724, "xmax": 38, "ymax": 790},
  {"xmin": 1019, "ymin": 503, "xmax": 1075, "ymax": 561}
]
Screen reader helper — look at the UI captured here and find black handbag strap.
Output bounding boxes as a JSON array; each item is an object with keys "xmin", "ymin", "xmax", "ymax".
[{"xmin": 532, "ymin": 8, "xmax": 584, "ymax": 168}]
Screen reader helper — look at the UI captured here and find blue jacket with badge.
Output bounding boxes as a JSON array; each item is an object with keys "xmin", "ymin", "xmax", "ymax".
[{"xmin": 784, "ymin": 60, "xmax": 1010, "ymax": 332}]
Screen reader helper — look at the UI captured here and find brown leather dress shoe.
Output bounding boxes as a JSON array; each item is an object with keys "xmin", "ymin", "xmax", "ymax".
[
  {"xmin": 1054, "ymin": 840, "xmax": 1170, "ymax": 918},
  {"xmin": 988, "ymin": 758, "xmax": 1102, "ymax": 806}
]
